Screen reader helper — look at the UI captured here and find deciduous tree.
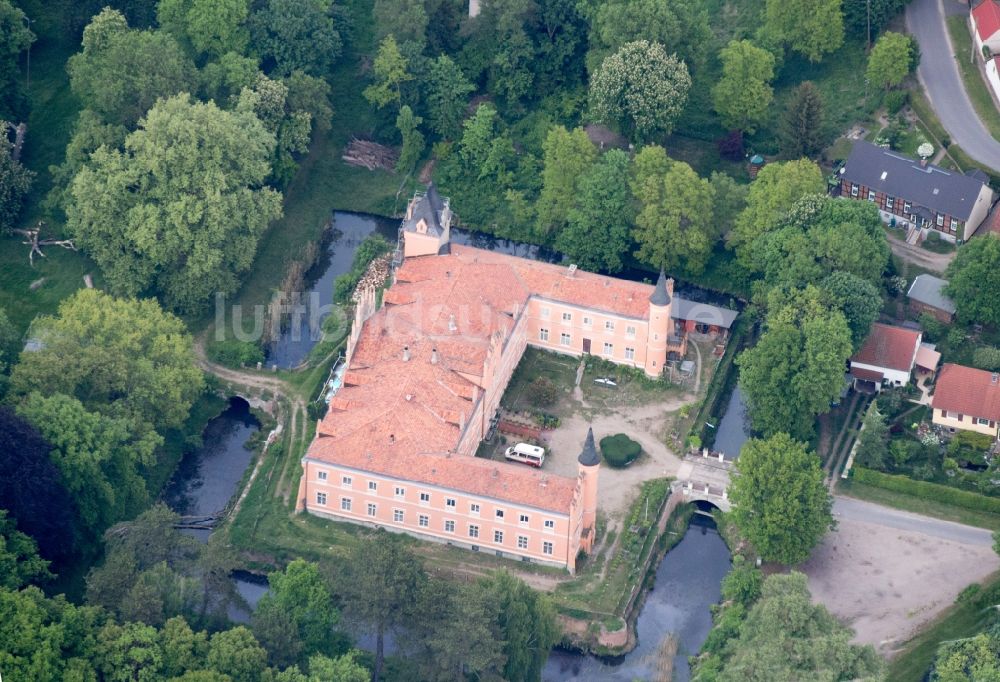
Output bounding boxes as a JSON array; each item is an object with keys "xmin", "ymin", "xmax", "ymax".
[
  {"xmin": 866, "ymin": 31, "xmax": 913, "ymax": 91},
  {"xmin": 554, "ymin": 149, "xmax": 634, "ymax": 273},
  {"xmin": 0, "ymin": 0, "xmax": 34, "ymax": 121},
  {"xmin": 364, "ymin": 36, "xmax": 413, "ymax": 110},
  {"xmin": 933, "ymin": 628, "xmax": 1000, "ymax": 681},
  {"xmin": 396, "ymin": 105, "xmax": 425, "ymax": 174},
  {"xmin": 422, "ymin": 55, "xmax": 474, "ymax": 139},
  {"xmin": 68, "ymin": 8, "xmax": 196, "ymax": 126},
  {"xmin": 158, "ymin": 0, "xmax": 250, "ymax": 58},
  {"xmin": 763, "ymin": 0, "xmax": 844, "ymax": 63},
  {"xmin": 712, "ymin": 40, "xmax": 775, "ymax": 134},
  {"xmin": 476, "ymin": 571, "xmax": 559, "ymax": 682},
  {"xmin": 0, "ymin": 509, "xmax": 51, "ymax": 588},
  {"xmin": 335, "ymin": 531, "xmax": 426, "ymax": 682},
  {"xmin": 584, "ymin": 0, "xmax": 711, "ymax": 72},
  {"xmin": 589, "ymin": 40, "xmax": 691, "ymax": 142},
  {"xmin": 206, "ymin": 626, "xmax": 268, "ymax": 682},
  {"xmin": 780, "ymin": 81, "xmax": 826, "ymax": 159},
  {"xmin": 373, "ymin": 0, "xmax": 428, "ymax": 51},
  {"xmin": 65, "ymin": 94, "xmax": 282, "ymax": 312},
  {"xmin": 946, "ymin": 233, "xmax": 1000, "ymax": 326},
  {"xmin": 248, "ymin": 0, "xmax": 341, "ymax": 76},
  {"xmin": 821, "ymin": 270, "xmax": 882, "ymax": 349},
  {"xmin": 0, "ymin": 122, "xmax": 32, "ymax": 234},
  {"xmin": 855, "ymin": 403, "xmax": 890, "ymax": 470},
  {"xmin": 536, "ymin": 125, "xmax": 597, "ymax": 239},
  {"xmin": 10, "ymin": 289, "xmax": 203, "ymax": 432},
  {"xmin": 729, "ymin": 435, "xmax": 834, "ymax": 565},
  {"xmin": 729, "ymin": 159, "xmax": 825, "ymax": 263},
  {"xmin": 738, "ymin": 286, "xmax": 853, "ymax": 440},
  {"xmin": 255, "ymin": 560, "xmax": 339, "ymax": 662},
  {"xmin": 633, "ymin": 156, "xmax": 716, "ymax": 274}
]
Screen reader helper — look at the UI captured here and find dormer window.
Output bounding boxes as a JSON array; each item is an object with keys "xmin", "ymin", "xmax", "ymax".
[{"xmin": 416, "ymin": 219, "xmax": 427, "ymax": 234}]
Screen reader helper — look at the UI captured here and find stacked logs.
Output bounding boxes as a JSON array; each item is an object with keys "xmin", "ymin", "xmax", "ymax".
[
  {"xmin": 342, "ymin": 139, "xmax": 399, "ymax": 170},
  {"xmin": 352, "ymin": 255, "xmax": 391, "ymax": 302}
]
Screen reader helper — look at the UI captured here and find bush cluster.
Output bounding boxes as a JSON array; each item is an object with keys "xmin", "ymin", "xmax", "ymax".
[
  {"xmin": 600, "ymin": 433, "xmax": 642, "ymax": 468},
  {"xmin": 207, "ymin": 339, "xmax": 265, "ymax": 368},
  {"xmin": 853, "ymin": 467, "xmax": 1000, "ymax": 513}
]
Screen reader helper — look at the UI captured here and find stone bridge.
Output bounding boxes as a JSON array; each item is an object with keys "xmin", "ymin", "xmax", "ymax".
[{"xmin": 672, "ymin": 450, "xmax": 734, "ymax": 512}]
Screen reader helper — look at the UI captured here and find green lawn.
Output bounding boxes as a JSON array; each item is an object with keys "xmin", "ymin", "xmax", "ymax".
[
  {"xmin": 887, "ymin": 572, "xmax": 1000, "ymax": 682},
  {"xmin": 837, "ymin": 480, "xmax": 1000, "ymax": 530},
  {"xmin": 946, "ymin": 15, "xmax": 1000, "ymax": 143}
]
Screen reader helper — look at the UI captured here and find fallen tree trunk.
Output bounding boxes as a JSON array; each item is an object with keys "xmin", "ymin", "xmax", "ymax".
[
  {"xmin": 342, "ymin": 139, "xmax": 399, "ymax": 171},
  {"xmin": 13, "ymin": 223, "xmax": 77, "ymax": 266}
]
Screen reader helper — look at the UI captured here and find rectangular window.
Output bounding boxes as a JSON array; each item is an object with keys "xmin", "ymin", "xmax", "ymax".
[
  {"xmin": 368, "ymin": 481, "xmax": 377, "ymax": 491},
  {"xmin": 977, "ymin": 417, "xmax": 991, "ymax": 426},
  {"xmin": 494, "ymin": 530, "xmax": 504, "ymax": 544},
  {"xmin": 560, "ymin": 332, "xmax": 571, "ymax": 346},
  {"xmin": 316, "ymin": 492, "xmax": 327, "ymax": 506},
  {"xmin": 544, "ymin": 519, "xmax": 555, "ymax": 530},
  {"xmin": 937, "ymin": 214, "xmax": 945, "ymax": 227},
  {"xmin": 470, "ymin": 503, "xmax": 480, "ymax": 515},
  {"xmin": 605, "ymin": 320, "xmax": 615, "ymax": 332},
  {"xmin": 539, "ymin": 328, "xmax": 549, "ymax": 342},
  {"xmin": 626, "ymin": 325, "xmax": 636, "ymax": 338},
  {"xmin": 495, "ymin": 509, "xmax": 505, "ymax": 519},
  {"xmin": 469, "ymin": 524, "xmax": 479, "ymax": 538},
  {"xmin": 341, "ymin": 475, "xmax": 352, "ymax": 487},
  {"xmin": 603, "ymin": 342, "xmax": 613, "ymax": 356},
  {"xmin": 340, "ymin": 497, "xmax": 352, "ymax": 511},
  {"xmin": 393, "ymin": 509, "xmax": 404, "ymax": 523},
  {"xmin": 317, "ymin": 470, "xmax": 327, "ymax": 481},
  {"xmin": 540, "ymin": 307, "xmax": 550, "ymax": 319},
  {"xmin": 583, "ymin": 316, "xmax": 593, "ymax": 327},
  {"xmin": 419, "ymin": 514, "xmax": 429, "ymax": 527},
  {"xmin": 951, "ymin": 219, "xmax": 959, "ymax": 232},
  {"xmin": 904, "ymin": 201, "xmax": 912, "ymax": 213},
  {"xmin": 851, "ymin": 184, "xmax": 859, "ymax": 197},
  {"xmin": 519, "ymin": 513, "xmax": 529, "ymax": 524},
  {"xmin": 867, "ymin": 189, "xmax": 876, "ymax": 201},
  {"xmin": 542, "ymin": 541, "xmax": 554, "ymax": 555},
  {"xmin": 517, "ymin": 536, "xmax": 528, "ymax": 549},
  {"xmin": 446, "ymin": 498, "xmax": 456, "ymax": 508},
  {"xmin": 886, "ymin": 196, "xmax": 894, "ymax": 210},
  {"xmin": 367, "ymin": 503, "xmax": 377, "ymax": 517},
  {"xmin": 419, "ymin": 492, "xmax": 430, "ymax": 504},
  {"xmin": 624, "ymin": 347, "xmax": 635, "ymax": 361},
  {"xmin": 444, "ymin": 519, "xmax": 455, "ymax": 533},
  {"xmin": 561, "ymin": 312, "xmax": 572, "ymax": 323},
  {"xmin": 394, "ymin": 486, "xmax": 405, "ymax": 498}
]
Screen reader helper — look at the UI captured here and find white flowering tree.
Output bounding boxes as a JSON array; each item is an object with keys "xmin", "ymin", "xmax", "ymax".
[{"xmin": 588, "ymin": 40, "xmax": 691, "ymax": 143}]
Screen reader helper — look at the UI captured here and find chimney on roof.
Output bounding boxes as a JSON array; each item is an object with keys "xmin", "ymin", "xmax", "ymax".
[
  {"xmin": 448, "ymin": 314, "xmax": 457, "ymax": 332},
  {"xmin": 389, "ymin": 433, "xmax": 395, "ymax": 443},
  {"xmin": 402, "ymin": 345, "xmax": 410, "ymax": 362},
  {"xmin": 431, "ymin": 347, "xmax": 439, "ymax": 365}
]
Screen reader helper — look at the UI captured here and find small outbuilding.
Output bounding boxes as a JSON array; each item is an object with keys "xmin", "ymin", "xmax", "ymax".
[{"xmin": 907, "ymin": 274, "xmax": 957, "ymax": 323}]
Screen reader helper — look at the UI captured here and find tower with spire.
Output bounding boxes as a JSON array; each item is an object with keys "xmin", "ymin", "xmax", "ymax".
[
  {"xmin": 577, "ymin": 427, "xmax": 600, "ymax": 554},
  {"xmin": 644, "ymin": 268, "xmax": 674, "ymax": 378}
]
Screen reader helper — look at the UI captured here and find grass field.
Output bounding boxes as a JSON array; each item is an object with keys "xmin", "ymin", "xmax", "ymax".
[{"xmin": 887, "ymin": 572, "xmax": 1000, "ymax": 682}]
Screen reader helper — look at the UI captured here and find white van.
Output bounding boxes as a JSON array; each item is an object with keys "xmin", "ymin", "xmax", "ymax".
[{"xmin": 504, "ymin": 443, "xmax": 545, "ymax": 468}]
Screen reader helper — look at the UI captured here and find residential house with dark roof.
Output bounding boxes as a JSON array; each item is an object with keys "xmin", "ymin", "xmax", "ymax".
[
  {"xmin": 838, "ymin": 141, "xmax": 995, "ymax": 242},
  {"xmin": 907, "ymin": 274, "xmax": 957, "ymax": 322},
  {"xmin": 932, "ymin": 363, "xmax": 1000, "ymax": 439}
]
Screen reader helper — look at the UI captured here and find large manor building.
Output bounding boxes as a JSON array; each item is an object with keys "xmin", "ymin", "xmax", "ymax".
[{"xmin": 296, "ymin": 187, "xmax": 719, "ymax": 572}]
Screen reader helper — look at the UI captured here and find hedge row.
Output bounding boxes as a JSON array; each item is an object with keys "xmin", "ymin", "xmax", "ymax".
[{"xmin": 852, "ymin": 467, "xmax": 1000, "ymax": 514}]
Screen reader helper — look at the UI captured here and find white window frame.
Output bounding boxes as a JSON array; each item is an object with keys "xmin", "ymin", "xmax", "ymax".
[
  {"xmin": 540, "ymin": 307, "xmax": 550, "ymax": 319},
  {"xmin": 517, "ymin": 535, "xmax": 529, "ymax": 549},
  {"xmin": 469, "ymin": 524, "xmax": 479, "ymax": 538},
  {"xmin": 367, "ymin": 503, "xmax": 377, "ymax": 517},
  {"xmin": 904, "ymin": 200, "xmax": 911, "ymax": 213},
  {"xmin": 418, "ymin": 514, "xmax": 429, "ymax": 528},
  {"xmin": 446, "ymin": 497, "xmax": 456, "ymax": 508},
  {"xmin": 542, "ymin": 541, "xmax": 554, "ymax": 555},
  {"xmin": 582, "ymin": 316, "xmax": 593, "ymax": 327},
  {"xmin": 394, "ymin": 486, "xmax": 405, "ymax": 499},
  {"xmin": 867, "ymin": 189, "xmax": 876, "ymax": 201},
  {"xmin": 560, "ymin": 332, "xmax": 571, "ymax": 347},
  {"xmin": 316, "ymin": 492, "xmax": 327, "ymax": 506},
  {"xmin": 493, "ymin": 530, "xmax": 504, "ymax": 544},
  {"xmin": 977, "ymin": 417, "xmax": 991, "ymax": 426},
  {"xmin": 340, "ymin": 497, "xmax": 352, "ymax": 511},
  {"xmin": 625, "ymin": 325, "xmax": 636, "ymax": 339},
  {"xmin": 561, "ymin": 311, "xmax": 572, "ymax": 323},
  {"xmin": 851, "ymin": 184, "xmax": 859, "ymax": 197},
  {"xmin": 604, "ymin": 320, "xmax": 615, "ymax": 332},
  {"xmin": 936, "ymin": 214, "xmax": 944, "ymax": 227},
  {"xmin": 886, "ymin": 196, "xmax": 894, "ymax": 210},
  {"xmin": 539, "ymin": 328, "xmax": 549, "ymax": 342},
  {"xmin": 444, "ymin": 519, "xmax": 455, "ymax": 533},
  {"xmin": 951, "ymin": 219, "xmax": 959, "ymax": 232},
  {"xmin": 368, "ymin": 481, "xmax": 377, "ymax": 491},
  {"xmin": 470, "ymin": 503, "xmax": 480, "ymax": 515},
  {"xmin": 495, "ymin": 509, "xmax": 505, "ymax": 520},
  {"xmin": 317, "ymin": 470, "xmax": 328, "ymax": 481},
  {"xmin": 519, "ymin": 513, "xmax": 529, "ymax": 525},
  {"xmin": 624, "ymin": 347, "xmax": 635, "ymax": 361},
  {"xmin": 419, "ymin": 492, "xmax": 431, "ymax": 504},
  {"xmin": 393, "ymin": 509, "xmax": 404, "ymax": 523},
  {"xmin": 543, "ymin": 519, "xmax": 555, "ymax": 531},
  {"xmin": 603, "ymin": 342, "xmax": 614, "ymax": 357},
  {"xmin": 341, "ymin": 475, "xmax": 352, "ymax": 488}
]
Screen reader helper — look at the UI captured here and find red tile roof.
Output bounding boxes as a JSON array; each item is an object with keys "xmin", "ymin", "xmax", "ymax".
[
  {"xmin": 306, "ymin": 439, "xmax": 579, "ymax": 513},
  {"xmin": 974, "ymin": 0, "xmax": 1000, "ymax": 41},
  {"xmin": 933, "ymin": 363, "xmax": 1000, "ymax": 422},
  {"xmin": 852, "ymin": 323, "xmax": 921, "ymax": 373},
  {"xmin": 851, "ymin": 367, "xmax": 884, "ymax": 382}
]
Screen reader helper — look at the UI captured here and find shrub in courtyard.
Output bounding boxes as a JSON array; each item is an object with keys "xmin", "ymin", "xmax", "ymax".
[
  {"xmin": 600, "ymin": 433, "xmax": 641, "ymax": 468},
  {"xmin": 973, "ymin": 346, "xmax": 1000, "ymax": 372},
  {"xmin": 528, "ymin": 377, "xmax": 559, "ymax": 407},
  {"xmin": 208, "ymin": 339, "xmax": 265, "ymax": 368}
]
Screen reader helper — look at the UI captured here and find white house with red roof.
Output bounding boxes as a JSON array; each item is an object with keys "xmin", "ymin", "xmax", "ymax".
[
  {"xmin": 850, "ymin": 323, "xmax": 933, "ymax": 392},
  {"xmin": 932, "ymin": 363, "xmax": 1000, "ymax": 439},
  {"xmin": 972, "ymin": 0, "xmax": 1000, "ymax": 54}
]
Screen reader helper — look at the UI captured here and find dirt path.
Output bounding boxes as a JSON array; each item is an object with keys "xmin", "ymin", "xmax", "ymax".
[
  {"xmin": 824, "ymin": 393, "xmax": 864, "ymax": 489},
  {"xmin": 887, "ymin": 232, "xmax": 954, "ymax": 273},
  {"xmin": 691, "ymin": 340, "xmax": 703, "ymax": 394}
]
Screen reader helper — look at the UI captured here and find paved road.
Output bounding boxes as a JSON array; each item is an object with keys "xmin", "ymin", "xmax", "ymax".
[
  {"xmin": 907, "ymin": 0, "xmax": 1000, "ymax": 170},
  {"xmin": 834, "ymin": 496, "xmax": 994, "ymax": 546}
]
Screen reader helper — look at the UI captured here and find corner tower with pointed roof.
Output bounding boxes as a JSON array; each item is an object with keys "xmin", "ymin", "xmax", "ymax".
[
  {"xmin": 399, "ymin": 183, "xmax": 452, "ymax": 260},
  {"xmin": 577, "ymin": 427, "xmax": 600, "ymax": 553},
  {"xmin": 645, "ymin": 269, "xmax": 674, "ymax": 378}
]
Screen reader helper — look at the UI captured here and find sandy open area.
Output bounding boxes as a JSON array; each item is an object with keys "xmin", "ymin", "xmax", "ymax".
[{"xmin": 802, "ymin": 497, "xmax": 1000, "ymax": 658}]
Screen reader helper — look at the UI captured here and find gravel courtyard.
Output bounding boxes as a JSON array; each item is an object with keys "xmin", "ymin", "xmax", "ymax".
[{"xmin": 802, "ymin": 497, "xmax": 1000, "ymax": 658}]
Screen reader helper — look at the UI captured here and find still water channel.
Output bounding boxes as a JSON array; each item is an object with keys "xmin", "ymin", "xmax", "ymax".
[{"xmin": 169, "ymin": 211, "xmax": 753, "ymax": 678}]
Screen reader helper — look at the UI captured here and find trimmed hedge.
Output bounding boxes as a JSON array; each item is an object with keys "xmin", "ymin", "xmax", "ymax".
[
  {"xmin": 600, "ymin": 434, "xmax": 642, "ymax": 468},
  {"xmin": 853, "ymin": 467, "xmax": 1000, "ymax": 514}
]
